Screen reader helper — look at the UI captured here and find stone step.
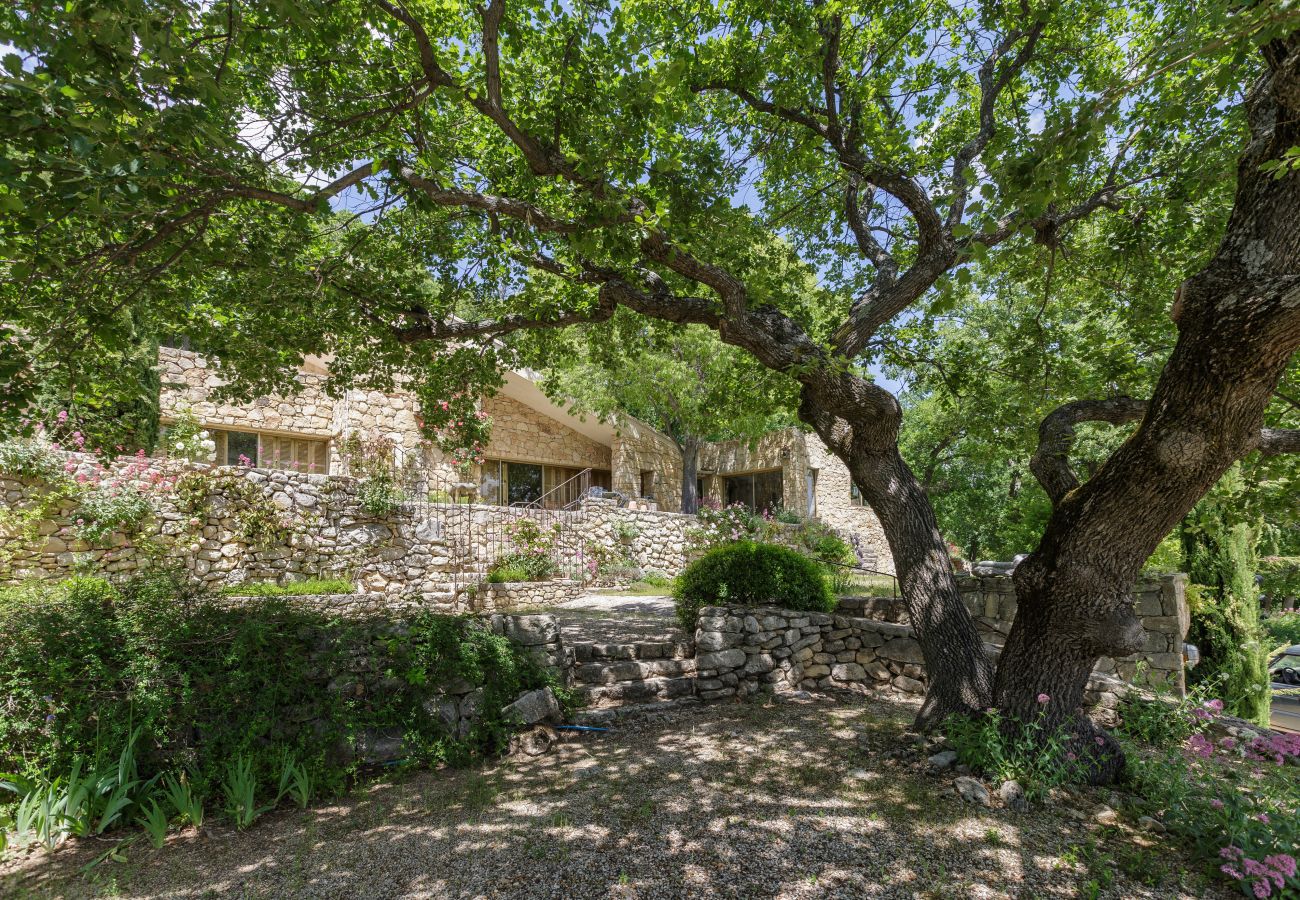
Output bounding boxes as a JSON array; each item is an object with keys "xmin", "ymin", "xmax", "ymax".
[
  {"xmin": 575, "ymin": 675, "xmax": 697, "ymax": 709},
  {"xmin": 573, "ymin": 696, "xmax": 701, "ymax": 726},
  {"xmin": 575, "ymin": 657, "xmax": 696, "ymax": 686},
  {"xmin": 570, "ymin": 640, "xmax": 694, "ymax": 662}
]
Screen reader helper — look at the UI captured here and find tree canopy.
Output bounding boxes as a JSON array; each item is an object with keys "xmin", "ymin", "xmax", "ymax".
[{"xmin": 4, "ymin": 0, "xmax": 1300, "ymax": 776}]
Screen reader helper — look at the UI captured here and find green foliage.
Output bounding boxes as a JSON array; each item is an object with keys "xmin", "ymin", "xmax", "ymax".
[
  {"xmin": 1263, "ymin": 613, "xmax": 1300, "ymax": 650},
  {"xmin": 691, "ymin": 502, "xmax": 768, "ymax": 547},
  {"xmin": 276, "ymin": 751, "xmax": 314, "ymax": 810},
  {"xmin": 673, "ymin": 541, "xmax": 833, "ymax": 629},
  {"xmin": 0, "ymin": 434, "xmax": 72, "ymax": 483},
  {"xmin": 160, "ymin": 773, "xmax": 203, "ymax": 829},
  {"xmin": 137, "ymin": 798, "xmax": 170, "ymax": 848},
  {"xmin": 220, "ymin": 578, "xmax": 355, "ymax": 597},
  {"xmin": 1120, "ymin": 718, "xmax": 1300, "ymax": 900},
  {"xmin": 74, "ymin": 483, "xmax": 155, "ymax": 545},
  {"xmin": 487, "ymin": 519, "xmax": 562, "ymax": 582},
  {"xmin": 22, "ymin": 309, "xmax": 162, "ymax": 455},
  {"xmin": 0, "ymin": 572, "xmax": 557, "ymax": 816},
  {"xmin": 0, "ymin": 728, "xmax": 158, "ymax": 850},
  {"xmin": 945, "ymin": 706, "xmax": 1089, "ymax": 801},
  {"xmin": 485, "ymin": 556, "xmax": 555, "ymax": 583},
  {"xmin": 537, "ymin": 325, "xmax": 799, "ymax": 510},
  {"xmin": 340, "ymin": 431, "xmax": 412, "ymax": 518},
  {"xmin": 1182, "ymin": 477, "xmax": 1272, "ymax": 726},
  {"xmin": 160, "ymin": 408, "xmax": 215, "ymax": 463},
  {"xmin": 1260, "ymin": 557, "xmax": 1300, "ymax": 603},
  {"xmin": 221, "ymin": 755, "xmax": 273, "ymax": 830}
]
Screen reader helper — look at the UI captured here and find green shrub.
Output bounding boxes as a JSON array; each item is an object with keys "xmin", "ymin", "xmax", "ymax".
[
  {"xmin": 1259, "ymin": 556, "xmax": 1300, "ymax": 603},
  {"xmin": 673, "ymin": 541, "xmax": 833, "ymax": 629},
  {"xmin": 0, "ymin": 573, "xmax": 557, "ymax": 809},
  {"xmin": 220, "ymin": 578, "xmax": 355, "ymax": 597},
  {"xmin": 1263, "ymin": 611, "xmax": 1300, "ymax": 649},
  {"xmin": 945, "ymin": 706, "xmax": 1088, "ymax": 801},
  {"xmin": 486, "ymin": 551, "xmax": 557, "ymax": 582}
]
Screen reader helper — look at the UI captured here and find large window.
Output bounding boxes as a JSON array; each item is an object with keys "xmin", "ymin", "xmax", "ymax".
[
  {"xmin": 208, "ymin": 427, "xmax": 329, "ymax": 474},
  {"xmin": 479, "ymin": 459, "xmax": 611, "ymax": 508},
  {"xmin": 723, "ymin": 469, "xmax": 784, "ymax": 513}
]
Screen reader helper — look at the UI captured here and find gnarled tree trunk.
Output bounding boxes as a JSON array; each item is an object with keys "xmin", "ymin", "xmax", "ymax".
[
  {"xmin": 799, "ymin": 375, "xmax": 995, "ymax": 726},
  {"xmin": 995, "ymin": 37, "xmax": 1300, "ymax": 781}
]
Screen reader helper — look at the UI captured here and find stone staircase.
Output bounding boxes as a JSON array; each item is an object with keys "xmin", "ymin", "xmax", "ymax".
[{"xmin": 570, "ymin": 637, "xmax": 698, "ymax": 721}]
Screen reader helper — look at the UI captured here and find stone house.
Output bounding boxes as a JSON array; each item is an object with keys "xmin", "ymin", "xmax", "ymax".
[{"xmin": 159, "ymin": 346, "xmax": 893, "ymax": 572}]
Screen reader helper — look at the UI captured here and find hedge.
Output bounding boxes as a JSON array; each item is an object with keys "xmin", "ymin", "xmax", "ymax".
[{"xmin": 673, "ymin": 541, "xmax": 834, "ymax": 629}]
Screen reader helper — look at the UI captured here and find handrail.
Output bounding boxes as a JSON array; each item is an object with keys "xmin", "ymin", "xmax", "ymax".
[{"xmin": 509, "ymin": 467, "xmax": 592, "ymax": 511}]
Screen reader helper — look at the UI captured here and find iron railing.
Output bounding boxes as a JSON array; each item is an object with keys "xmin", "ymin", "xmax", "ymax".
[{"xmin": 510, "ymin": 467, "xmax": 592, "ymax": 511}]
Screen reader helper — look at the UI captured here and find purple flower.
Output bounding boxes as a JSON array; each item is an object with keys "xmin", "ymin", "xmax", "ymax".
[
  {"xmin": 1210, "ymin": 798, "xmax": 1224, "ymax": 809},
  {"xmin": 1186, "ymin": 734, "xmax": 1214, "ymax": 759},
  {"xmin": 1036, "ymin": 693, "xmax": 1050, "ymax": 704}
]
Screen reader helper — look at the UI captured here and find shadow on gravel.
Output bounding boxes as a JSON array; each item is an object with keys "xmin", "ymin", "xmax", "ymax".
[{"xmin": 1, "ymin": 693, "xmax": 1223, "ymax": 900}]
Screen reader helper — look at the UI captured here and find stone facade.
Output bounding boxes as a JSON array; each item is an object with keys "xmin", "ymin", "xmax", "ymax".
[
  {"xmin": 611, "ymin": 416, "xmax": 685, "ymax": 512},
  {"xmin": 157, "ymin": 349, "xmax": 897, "ymax": 572},
  {"xmin": 480, "ymin": 393, "xmax": 612, "ymax": 472},
  {"xmin": 700, "ymin": 428, "xmax": 892, "ymax": 572}
]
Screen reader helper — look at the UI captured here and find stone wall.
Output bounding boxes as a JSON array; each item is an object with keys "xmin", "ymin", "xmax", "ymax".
[
  {"xmin": 1, "ymin": 459, "xmax": 470, "ymax": 602},
  {"xmin": 836, "ymin": 572, "xmax": 1191, "ymax": 691},
  {"xmin": 473, "ymin": 579, "xmax": 585, "ymax": 613},
  {"xmin": 693, "ymin": 605, "xmax": 1131, "ymax": 720},
  {"xmin": 160, "ymin": 346, "xmax": 335, "ymax": 437},
  {"xmin": 480, "ymin": 394, "xmax": 613, "ymax": 472},
  {"xmin": 611, "ymin": 416, "xmax": 685, "ymax": 512}
]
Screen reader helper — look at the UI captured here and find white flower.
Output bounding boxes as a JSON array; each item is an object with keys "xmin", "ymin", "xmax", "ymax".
[{"xmin": 174, "ymin": 441, "xmax": 185, "ymax": 451}]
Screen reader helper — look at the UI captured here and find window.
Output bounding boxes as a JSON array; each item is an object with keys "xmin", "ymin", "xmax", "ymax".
[
  {"xmin": 723, "ymin": 469, "xmax": 784, "ymax": 513},
  {"xmin": 806, "ymin": 470, "xmax": 818, "ymax": 517},
  {"xmin": 209, "ymin": 428, "xmax": 329, "ymax": 474},
  {"xmin": 480, "ymin": 459, "xmax": 611, "ymax": 507},
  {"xmin": 850, "ymin": 479, "xmax": 865, "ymax": 507},
  {"xmin": 640, "ymin": 470, "xmax": 656, "ymax": 500}
]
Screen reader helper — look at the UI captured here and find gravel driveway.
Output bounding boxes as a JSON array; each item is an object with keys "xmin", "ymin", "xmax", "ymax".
[{"xmin": 1, "ymin": 691, "xmax": 1226, "ymax": 900}]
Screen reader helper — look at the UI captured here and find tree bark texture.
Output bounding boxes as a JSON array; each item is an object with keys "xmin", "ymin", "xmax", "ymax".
[
  {"xmin": 680, "ymin": 436, "xmax": 701, "ymax": 514},
  {"xmin": 995, "ymin": 38, "xmax": 1300, "ymax": 781},
  {"xmin": 798, "ymin": 375, "xmax": 995, "ymax": 726}
]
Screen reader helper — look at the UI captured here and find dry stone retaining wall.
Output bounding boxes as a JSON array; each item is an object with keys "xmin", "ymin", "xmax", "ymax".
[
  {"xmin": 692, "ymin": 604, "xmax": 1132, "ymax": 719},
  {"xmin": 837, "ymin": 571, "xmax": 1190, "ymax": 692}
]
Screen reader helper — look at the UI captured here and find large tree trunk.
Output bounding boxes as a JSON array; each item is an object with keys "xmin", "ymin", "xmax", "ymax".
[
  {"xmin": 798, "ymin": 379, "xmax": 995, "ymax": 726},
  {"xmin": 995, "ymin": 38, "xmax": 1300, "ymax": 781},
  {"xmin": 680, "ymin": 435, "xmax": 701, "ymax": 514}
]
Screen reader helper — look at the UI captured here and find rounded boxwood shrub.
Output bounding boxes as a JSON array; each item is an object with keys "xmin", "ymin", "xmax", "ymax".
[{"xmin": 673, "ymin": 541, "xmax": 834, "ymax": 629}]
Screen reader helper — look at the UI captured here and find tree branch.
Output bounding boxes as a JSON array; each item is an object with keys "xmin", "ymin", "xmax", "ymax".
[
  {"xmin": 947, "ymin": 19, "xmax": 1045, "ymax": 229},
  {"xmin": 399, "ymin": 167, "xmax": 587, "ymax": 233},
  {"xmin": 1258, "ymin": 428, "xmax": 1300, "ymax": 456},
  {"xmin": 1030, "ymin": 397, "xmax": 1149, "ymax": 505},
  {"xmin": 393, "ymin": 293, "xmax": 617, "ymax": 344}
]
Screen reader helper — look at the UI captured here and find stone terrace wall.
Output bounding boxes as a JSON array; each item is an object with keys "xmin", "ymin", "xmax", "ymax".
[
  {"xmin": 0, "ymin": 460, "xmax": 467, "ymax": 602},
  {"xmin": 694, "ymin": 605, "xmax": 1130, "ymax": 720},
  {"xmin": 837, "ymin": 571, "xmax": 1190, "ymax": 691}
]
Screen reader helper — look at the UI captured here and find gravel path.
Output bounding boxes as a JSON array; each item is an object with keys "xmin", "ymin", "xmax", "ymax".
[
  {"xmin": 550, "ymin": 592, "xmax": 687, "ymax": 645},
  {"xmin": 1, "ymin": 691, "xmax": 1226, "ymax": 900}
]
